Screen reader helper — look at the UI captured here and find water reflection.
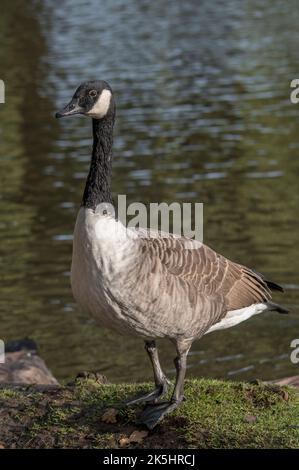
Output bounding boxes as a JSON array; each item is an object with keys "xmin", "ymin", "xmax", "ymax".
[{"xmin": 0, "ymin": 0, "xmax": 298, "ymax": 383}]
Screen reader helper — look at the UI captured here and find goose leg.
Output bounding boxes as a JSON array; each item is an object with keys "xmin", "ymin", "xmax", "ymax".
[
  {"xmin": 138, "ymin": 340, "xmax": 191, "ymax": 429},
  {"xmin": 125, "ymin": 341, "xmax": 170, "ymax": 405}
]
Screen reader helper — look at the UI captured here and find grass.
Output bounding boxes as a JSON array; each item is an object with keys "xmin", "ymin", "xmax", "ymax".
[{"xmin": 0, "ymin": 377, "xmax": 298, "ymax": 448}]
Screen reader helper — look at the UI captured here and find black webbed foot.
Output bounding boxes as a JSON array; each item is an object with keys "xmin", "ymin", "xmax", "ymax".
[{"xmin": 137, "ymin": 399, "xmax": 182, "ymax": 430}]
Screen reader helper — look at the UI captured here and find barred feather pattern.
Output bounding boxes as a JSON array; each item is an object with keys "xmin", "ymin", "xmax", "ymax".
[
  {"xmin": 131, "ymin": 235, "xmax": 272, "ymax": 338},
  {"xmin": 71, "ymin": 210, "xmax": 274, "ymax": 341}
]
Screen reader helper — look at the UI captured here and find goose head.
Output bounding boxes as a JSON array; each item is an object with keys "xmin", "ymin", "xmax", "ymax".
[{"xmin": 55, "ymin": 80, "xmax": 114, "ymax": 120}]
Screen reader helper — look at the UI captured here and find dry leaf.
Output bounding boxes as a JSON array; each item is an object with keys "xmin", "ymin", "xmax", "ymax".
[
  {"xmin": 119, "ymin": 436, "xmax": 130, "ymax": 448},
  {"xmin": 101, "ymin": 408, "xmax": 118, "ymax": 424},
  {"xmin": 129, "ymin": 430, "xmax": 149, "ymax": 444},
  {"xmin": 244, "ymin": 414, "xmax": 257, "ymax": 423},
  {"xmin": 281, "ymin": 390, "xmax": 289, "ymax": 401}
]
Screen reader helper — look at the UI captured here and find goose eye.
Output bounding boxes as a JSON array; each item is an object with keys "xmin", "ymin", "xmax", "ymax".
[{"xmin": 89, "ymin": 90, "xmax": 97, "ymax": 98}]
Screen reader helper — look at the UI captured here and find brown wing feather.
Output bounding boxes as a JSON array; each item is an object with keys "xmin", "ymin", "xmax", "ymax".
[{"xmin": 139, "ymin": 236, "xmax": 272, "ymax": 315}]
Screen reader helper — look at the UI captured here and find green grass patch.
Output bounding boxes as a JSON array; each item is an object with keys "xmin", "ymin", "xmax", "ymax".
[{"xmin": 0, "ymin": 378, "xmax": 298, "ymax": 448}]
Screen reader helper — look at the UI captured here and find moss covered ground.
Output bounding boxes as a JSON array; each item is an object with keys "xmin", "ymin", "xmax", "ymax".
[{"xmin": 0, "ymin": 376, "xmax": 298, "ymax": 448}]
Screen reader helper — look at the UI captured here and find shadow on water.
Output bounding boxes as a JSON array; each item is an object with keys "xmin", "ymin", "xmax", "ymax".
[{"xmin": 0, "ymin": 0, "xmax": 298, "ymax": 383}]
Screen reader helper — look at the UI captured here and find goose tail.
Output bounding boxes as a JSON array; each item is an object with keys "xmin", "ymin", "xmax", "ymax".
[{"xmin": 265, "ymin": 301, "xmax": 289, "ymax": 314}]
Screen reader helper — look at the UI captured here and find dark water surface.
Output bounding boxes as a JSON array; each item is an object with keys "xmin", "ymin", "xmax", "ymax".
[{"xmin": 0, "ymin": 0, "xmax": 299, "ymax": 383}]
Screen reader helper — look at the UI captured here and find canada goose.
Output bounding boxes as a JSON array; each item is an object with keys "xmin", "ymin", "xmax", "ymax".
[{"xmin": 56, "ymin": 80, "xmax": 288, "ymax": 429}]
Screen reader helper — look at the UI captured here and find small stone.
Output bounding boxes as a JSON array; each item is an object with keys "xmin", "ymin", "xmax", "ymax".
[{"xmin": 75, "ymin": 371, "xmax": 108, "ymax": 383}]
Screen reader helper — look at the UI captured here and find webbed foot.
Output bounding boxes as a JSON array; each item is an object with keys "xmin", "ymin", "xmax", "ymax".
[{"xmin": 137, "ymin": 398, "xmax": 182, "ymax": 429}]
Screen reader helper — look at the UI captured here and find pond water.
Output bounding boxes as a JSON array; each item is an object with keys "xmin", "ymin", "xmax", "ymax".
[{"xmin": 0, "ymin": 0, "xmax": 299, "ymax": 384}]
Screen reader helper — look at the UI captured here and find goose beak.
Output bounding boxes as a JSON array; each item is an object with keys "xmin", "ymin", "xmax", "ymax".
[{"xmin": 55, "ymin": 98, "xmax": 83, "ymax": 118}]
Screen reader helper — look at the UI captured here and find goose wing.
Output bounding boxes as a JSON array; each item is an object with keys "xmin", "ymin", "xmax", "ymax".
[{"xmin": 138, "ymin": 236, "xmax": 272, "ymax": 323}]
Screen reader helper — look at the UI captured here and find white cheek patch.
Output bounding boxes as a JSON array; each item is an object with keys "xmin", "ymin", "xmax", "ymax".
[{"xmin": 87, "ymin": 89, "xmax": 112, "ymax": 118}]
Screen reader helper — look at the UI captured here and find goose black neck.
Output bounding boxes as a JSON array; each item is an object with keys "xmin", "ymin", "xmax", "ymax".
[{"xmin": 82, "ymin": 114, "xmax": 115, "ymax": 209}]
